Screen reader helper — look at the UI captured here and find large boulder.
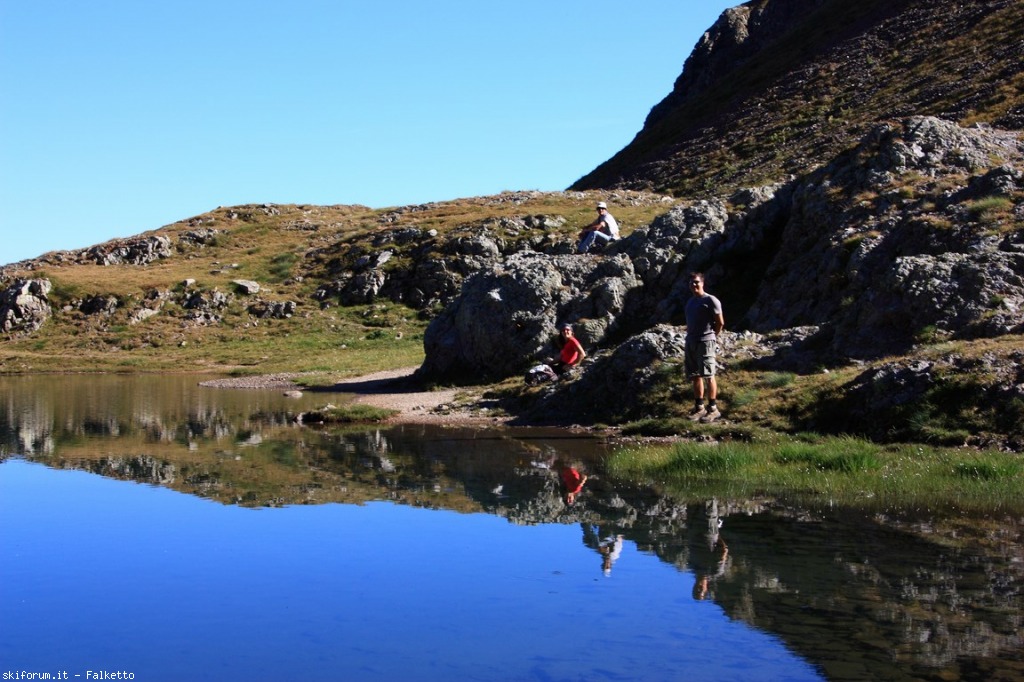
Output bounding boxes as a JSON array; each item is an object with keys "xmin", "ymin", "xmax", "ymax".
[
  {"xmin": 0, "ymin": 278, "xmax": 52, "ymax": 335},
  {"xmin": 518, "ymin": 324, "xmax": 689, "ymax": 425},
  {"xmin": 617, "ymin": 198, "xmax": 732, "ymax": 325},
  {"xmin": 417, "ymin": 252, "xmax": 641, "ymax": 382},
  {"xmin": 79, "ymin": 294, "xmax": 119, "ymax": 316}
]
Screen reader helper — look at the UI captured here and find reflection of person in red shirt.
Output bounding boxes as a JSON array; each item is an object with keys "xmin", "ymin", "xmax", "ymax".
[
  {"xmin": 560, "ymin": 464, "xmax": 588, "ymax": 504},
  {"xmin": 552, "ymin": 323, "xmax": 585, "ymax": 375}
]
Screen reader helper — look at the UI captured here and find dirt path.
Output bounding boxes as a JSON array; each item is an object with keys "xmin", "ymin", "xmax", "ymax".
[{"xmin": 325, "ymin": 367, "xmax": 467, "ymax": 423}]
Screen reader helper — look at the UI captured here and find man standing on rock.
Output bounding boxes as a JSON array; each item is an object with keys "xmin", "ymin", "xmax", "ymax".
[
  {"xmin": 685, "ymin": 272, "xmax": 725, "ymax": 423},
  {"xmin": 577, "ymin": 201, "xmax": 620, "ymax": 253}
]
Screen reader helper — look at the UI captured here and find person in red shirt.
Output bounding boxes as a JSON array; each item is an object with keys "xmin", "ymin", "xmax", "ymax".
[
  {"xmin": 560, "ymin": 464, "xmax": 588, "ymax": 504},
  {"xmin": 552, "ymin": 323, "xmax": 586, "ymax": 375}
]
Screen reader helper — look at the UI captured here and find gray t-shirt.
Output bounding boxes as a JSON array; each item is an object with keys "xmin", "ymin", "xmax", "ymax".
[{"xmin": 685, "ymin": 294, "xmax": 722, "ymax": 342}]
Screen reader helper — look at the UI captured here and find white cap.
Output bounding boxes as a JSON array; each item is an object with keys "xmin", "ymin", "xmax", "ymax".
[{"xmin": 596, "ymin": 202, "xmax": 608, "ymax": 209}]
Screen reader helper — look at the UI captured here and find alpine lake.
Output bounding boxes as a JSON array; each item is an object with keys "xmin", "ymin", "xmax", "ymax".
[{"xmin": 1, "ymin": 374, "xmax": 1021, "ymax": 682}]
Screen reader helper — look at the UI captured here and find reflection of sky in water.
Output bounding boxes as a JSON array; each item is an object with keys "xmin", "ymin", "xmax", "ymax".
[{"xmin": 1, "ymin": 461, "xmax": 822, "ymax": 681}]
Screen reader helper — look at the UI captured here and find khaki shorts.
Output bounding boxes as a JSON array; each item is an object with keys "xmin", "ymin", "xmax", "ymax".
[{"xmin": 685, "ymin": 338, "xmax": 718, "ymax": 378}]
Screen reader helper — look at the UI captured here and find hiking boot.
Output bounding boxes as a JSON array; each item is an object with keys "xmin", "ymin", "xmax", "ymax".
[
  {"xmin": 687, "ymin": 406, "xmax": 707, "ymax": 421},
  {"xmin": 700, "ymin": 406, "xmax": 721, "ymax": 423}
]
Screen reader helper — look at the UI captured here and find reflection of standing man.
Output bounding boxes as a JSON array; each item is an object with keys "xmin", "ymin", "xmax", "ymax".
[
  {"xmin": 684, "ymin": 272, "xmax": 725, "ymax": 423},
  {"xmin": 688, "ymin": 499, "xmax": 730, "ymax": 601}
]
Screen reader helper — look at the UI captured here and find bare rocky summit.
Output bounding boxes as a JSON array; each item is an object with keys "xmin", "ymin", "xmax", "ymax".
[{"xmin": 573, "ymin": 0, "xmax": 1023, "ymax": 197}]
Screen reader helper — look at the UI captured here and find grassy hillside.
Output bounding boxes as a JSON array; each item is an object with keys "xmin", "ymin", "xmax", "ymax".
[{"xmin": 0, "ymin": 192, "xmax": 672, "ymax": 376}]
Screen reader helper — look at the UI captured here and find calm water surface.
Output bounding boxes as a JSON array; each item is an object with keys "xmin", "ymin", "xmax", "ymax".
[{"xmin": 1, "ymin": 375, "xmax": 1021, "ymax": 682}]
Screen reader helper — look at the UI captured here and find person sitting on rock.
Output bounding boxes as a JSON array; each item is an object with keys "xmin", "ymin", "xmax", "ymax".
[
  {"xmin": 577, "ymin": 201, "xmax": 620, "ymax": 253},
  {"xmin": 551, "ymin": 322, "xmax": 586, "ymax": 374}
]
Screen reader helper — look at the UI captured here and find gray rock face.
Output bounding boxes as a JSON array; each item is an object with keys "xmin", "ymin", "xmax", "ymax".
[
  {"xmin": 178, "ymin": 228, "xmax": 222, "ymax": 247},
  {"xmin": 872, "ymin": 117, "xmax": 1024, "ymax": 175},
  {"xmin": 0, "ymin": 279, "xmax": 52, "ymax": 335},
  {"xmin": 182, "ymin": 289, "xmax": 229, "ymax": 326},
  {"xmin": 86, "ymin": 235, "xmax": 173, "ymax": 266},
  {"xmin": 740, "ymin": 116, "xmax": 1024, "ymax": 357},
  {"xmin": 418, "ymin": 252, "xmax": 641, "ymax": 382},
  {"xmin": 621, "ymin": 199, "xmax": 731, "ymax": 324},
  {"xmin": 311, "ymin": 215, "xmax": 581, "ymax": 311}
]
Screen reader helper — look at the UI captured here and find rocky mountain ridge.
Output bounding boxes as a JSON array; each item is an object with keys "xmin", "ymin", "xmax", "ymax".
[{"xmin": 573, "ymin": 0, "xmax": 1023, "ymax": 197}]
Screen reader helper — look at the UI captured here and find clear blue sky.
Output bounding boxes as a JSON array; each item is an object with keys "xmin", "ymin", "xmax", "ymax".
[{"xmin": 1, "ymin": 0, "xmax": 737, "ymax": 265}]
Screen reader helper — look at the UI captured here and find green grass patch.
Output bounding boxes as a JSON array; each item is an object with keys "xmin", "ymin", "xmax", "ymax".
[
  {"xmin": 966, "ymin": 195, "xmax": 1014, "ymax": 220},
  {"xmin": 312, "ymin": 403, "xmax": 398, "ymax": 424},
  {"xmin": 763, "ymin": 372, "xmax": 796, "ymax": 388},
  {"xmin": 607, "ymin": 434, "xmax": 1024, "ymax": 513},
  {"xmin": 952, "ymin": 459, "xmax": 1021, "ymax": 481},
  {"xmin": 667, "ymin": 441, "xmax": 756, "ymax": 475},
  {"xmin": 728, "ymin": 388, "xmax": 759, "ymax": 409},
  {"xmin": 773, "ymin": 437, "xmax": 881, "ymax": 473}
]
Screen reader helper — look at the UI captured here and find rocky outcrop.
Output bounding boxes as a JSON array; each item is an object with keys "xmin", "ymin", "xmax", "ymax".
[
  {"xmin": 86, "ymin": 235, "xmax": 173, "ymax": 266},
  {"xmin": 182, "ymin": 289, "xmax": 230, "ymax": 326},
  {"xmin": 310, "ymin": 213, "xmax": 591, "ymax": 311},
  {"xmin": 79, "ymin": 294, "xmax": 119, "ymax": 316},
  {"xmin": 418, "ymin": 252, "xmax": 641, "ymax": 382},
  {"xmin": 0, "ymin": 278, "xmax": 52, "ymax": 335},
  {"xmin": 742, "ymin": 116, "xmax": 1024, "ymax": 357},
  {"xmin": 178, "ymin": 228, "xmax": 223, "ymax": 247},
  {"xmin": 802, "ymin": 349, "xmax": 1024, "ymax": 448},
  {"xmin": 248, "ymin": 300, "xmax": 296, "ymax": 319},
  {"xmin": 617, "ymin": 199, "xmax": 732, "ymax": 324}
]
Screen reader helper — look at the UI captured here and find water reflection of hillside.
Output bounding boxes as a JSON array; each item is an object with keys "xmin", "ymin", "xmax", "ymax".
[
  {"xmin": 0, "ymin": 374, "xmax": 310, "ymax": 459},
  {"xmin": 2, "ymin": 376, "xmax": 1022, "ymax": 680}
]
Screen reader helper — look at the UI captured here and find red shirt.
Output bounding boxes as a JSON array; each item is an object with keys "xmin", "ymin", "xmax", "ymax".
[
  {"xmin": 560, "ymin": 336, "xmax": 584, "ymax": 365},
  {"xmin": 560, "ymin": 467, "xmax": 585, "ymax": 493}
]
